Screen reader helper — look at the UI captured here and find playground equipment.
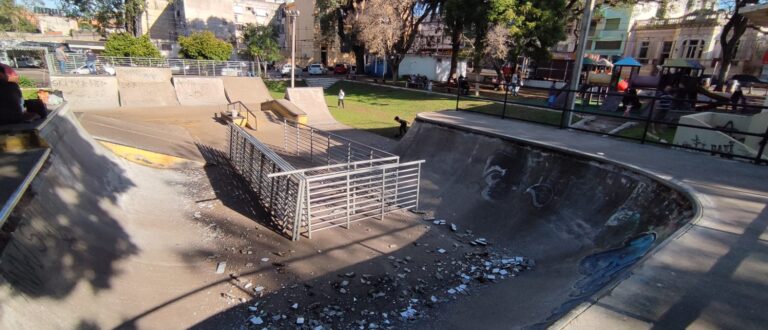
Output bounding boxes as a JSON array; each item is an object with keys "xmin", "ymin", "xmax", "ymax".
[{"xmin": 600, "ymin": 57, "xmax": 642, "ymax": 111}]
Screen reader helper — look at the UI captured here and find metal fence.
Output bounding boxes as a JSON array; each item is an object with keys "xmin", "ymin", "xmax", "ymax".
[
  {"xmin": 454, "ymin": 82, "xmax": 768, "ymax": 165},
  {"xmin": 228, "ymin": 119, "xmax": 424, "ymax": 240},
  {"xmin": 45, "ymin": 53, "xmax": 262, "ymax": 77}
]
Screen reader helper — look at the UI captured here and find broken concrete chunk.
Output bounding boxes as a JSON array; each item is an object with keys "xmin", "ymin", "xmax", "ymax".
[
  {"xmin": 297, "ymin": 317, "xmax": 305, "ymax": 325},
  {"xmin": 215, "ymin": 262, "xmax": 227, "ymax": 274},
  {"xmin": 291, "ymin": 303, "xmax": 299, "ymax": 309},
  {"xmin": 437, "ymin": 248, "xmax": 446, "ymax": 254},
  {"xmin": 261, "ymin": 257, "xmax": 270, "ymax": 262},
  {"xmin": 249, "ymin": 316, "xmax": 263, "ymax": 325}
]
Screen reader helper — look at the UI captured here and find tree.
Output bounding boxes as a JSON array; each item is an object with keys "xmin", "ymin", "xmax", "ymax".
[
  {"xmin": 357, "ymin": 0, "xmax": 440, "ymax": 81},
  {"xmin": 240, "ymin": 24, "xmax": 282, "ymax": 74},
  {"xmin": 442, "ymin": 0, "xmax": 478, "ymax": 79},
  {"xmin": 316, "ymin": 0, "xmax": 369, "ymax": 71},
  {"xmin": 178, "ymin": 31, "xmax": 234, "ymax": 61},
  {"xmin": 0, "ymin": 0, "xmax": 37, "ymax": 33},
  {"xmin": 714, "ymin": 0, "xmax": 765, "ymax": 91},
  {"xmin": 103, "ymin": 33, "xmax": 161, "ymax": 57},
  {"xmin": 60, "ymin": 0, "xmax": 146, "ymax": 35}
]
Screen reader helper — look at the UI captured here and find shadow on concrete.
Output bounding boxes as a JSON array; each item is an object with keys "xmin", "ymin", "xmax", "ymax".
[{"xmin": 0, "ymin": 112, "xmax": 138, "ymax": 299}]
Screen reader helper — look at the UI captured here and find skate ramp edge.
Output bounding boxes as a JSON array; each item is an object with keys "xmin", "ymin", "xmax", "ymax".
[
  {"xmin": 285, "ymin": 87, "xmax": 337, "ymax": 126},
  {"xmin": 51, "ymin": 76, "xmax": 120, "ymax": 110},
  {"xmin": 262, "ymin": 99, "xmax": 308, "ymax": 124},
  {"xmin": 115, "ymin": 67, "xmax": 179, "ymax": 108},
  {"xmin": 172, "ymin": 77, "xmax": 229, "ymax": 106},
  {"xmin": 222, "ymin": 77, "xmax": 273, "ymax": 104},
  {"xmin": 397, "ymin": 115, "xmax": 698, "ymax": 327}
]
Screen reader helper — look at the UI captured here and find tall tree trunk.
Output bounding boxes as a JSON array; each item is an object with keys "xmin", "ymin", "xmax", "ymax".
[
  {"xmin": 353, "ymin": 44, "xmax": 366, "ymax": 74},
  {"xmin": 449, "ymin": 21, "xmax": 463, "ymax": 79},
  {"xmin": 714, "ymin": 1, "xmax": 752, "ymax": 92}
]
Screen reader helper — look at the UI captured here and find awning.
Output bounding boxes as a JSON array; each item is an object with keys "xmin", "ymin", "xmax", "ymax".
[
  {"xmin": 65, "ymin": 40, "xmax": 106, "ymax": 50},
  {"xmin": 742, "ymin": 3, "xmax": 768, "ymax": 27},
  {"xmin": 613, "ymin": 56, "xmax": 642, "ymax": 67}
]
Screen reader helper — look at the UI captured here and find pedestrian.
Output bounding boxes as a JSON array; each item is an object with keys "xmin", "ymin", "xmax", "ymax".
[
  {"xmin": 651, "ymin": 85, "xmax": 673, "ymax": 135},
  {"xmin": 338, "ymin": 88, "xmax": 345, "ymax": 108},
  {"xmin": 730, "ymin": 86, "xmax": 746, "ymax": 113},
  {"xmin": 55, "ymin": 45, "xmax": 68, "ymax": 74},
  {"xmin": 547, "ymin": 81, "xmax": 559, "ymax": 107},
  {"xmin": 394, "ymin": 116, "xmax": 409, "ymax": 138},
  {"xmin": 85, "ymin": 50, "xmax": 97, "ymax": 74}
]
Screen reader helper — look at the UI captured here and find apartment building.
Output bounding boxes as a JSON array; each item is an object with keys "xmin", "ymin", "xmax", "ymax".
[
  {"xmin": 282, "ymin": 0, "xmax": 354, "ymax": 67},
  {"xmin": 139, "ymin": 0, "xmax": 288, "ymax": 58}
]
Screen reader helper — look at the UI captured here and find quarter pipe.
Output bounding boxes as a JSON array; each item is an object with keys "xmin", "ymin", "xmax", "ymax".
[{"xmin": 115, "ymin": 67, "xmax": 179, "ymax": 108}]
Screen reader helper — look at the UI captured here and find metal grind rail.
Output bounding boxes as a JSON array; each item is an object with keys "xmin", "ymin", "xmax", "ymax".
[
  {"xmin": 281, "ymin": 119, "xmax": 395, "ymax": 169},
  {"xmin": 228, "ymin": 121, "xmax": 425, "ymax": 240}
]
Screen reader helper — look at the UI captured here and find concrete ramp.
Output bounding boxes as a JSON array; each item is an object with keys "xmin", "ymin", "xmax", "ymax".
[
  {"xmin": 394, "ymin": 115, "xmax": 694, "ymax": 328},
  {"xmin": 222, "ymin": 77, "xmax": 273, "ymax": 106},
  {"xmin": 285, "ymin": 87, "xmax": 338, "ymax": 126},
  {"xmin": 115, "ymin": 67, "xmax": 179, "ymax": 108},
  {"xmin": 51, "ymin": 76, "xmax": 120, "ymax": 110},
  {"xmin": 172, "ymin": 77, "xmax": 228, "ymax": 106}
]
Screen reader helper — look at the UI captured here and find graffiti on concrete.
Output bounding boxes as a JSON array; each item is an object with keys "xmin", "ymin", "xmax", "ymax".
[
  {"xmin": 481, "ymin": 151, "xmax": 521, "ymax": 201},
  {"xmin": 682, "ymin": 135, "xmax": 736, "ymax": 156},
  {"xmin": 525, "ymin": 177, "xmax": 554, "ymax": 208}
]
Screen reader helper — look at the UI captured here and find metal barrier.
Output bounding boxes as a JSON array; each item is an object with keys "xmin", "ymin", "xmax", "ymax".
[
  {"xmin": 227, "ymin": 120, "xmax": 424, "ymax": 240},
  {"xmin": 45, "ymin": 53, "xmax": 261, "ymax": 77},
  {"xmin": 455, "ymin": 82, "xmax": 768, "ymax": 165}
]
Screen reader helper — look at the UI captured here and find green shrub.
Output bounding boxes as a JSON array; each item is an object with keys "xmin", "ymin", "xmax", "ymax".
[
  {"xmin": 104, "ymin": 33, "xmax": 161, "ymax": 58},
  {"xmin": 178, "ymin": 31, "xmax": 233, "ymax": 61},
  {"xmin": 18, "ymin": 75, "xmax": 36, "ymax": 88}
]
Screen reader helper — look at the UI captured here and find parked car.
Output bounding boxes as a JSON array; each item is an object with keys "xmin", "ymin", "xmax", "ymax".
[
  {"xmin": 730, "ymin": 74, "xmax": 768, "ymax": 88},
  {"xmin": 333, "ymin": 63, "xmax": 349, "ymax": 75},
  {"xmin": 280, "ymin": 63, "xmax": 302, "ymax": 77},
  {"xmin": 308, "ymin": 63, "xmax": 326, "ymax": 75},
  {"xmin": 220, "ymin": 67, "xmax": 242, "ymax": 76}
]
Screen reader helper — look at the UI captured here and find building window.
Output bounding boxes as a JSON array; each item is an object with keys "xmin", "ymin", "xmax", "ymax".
[
  {"xmin": 637, "ymin": 41, "xmax": 650, "ymax": 59},
  {"xmin": 594, "ymin": 40, "xmax": 622, "ymax": 50},
  {"xmin": 588, "ymin": 21, "xmax": 597, "ymax": 36},
  {"xmin": 659, "ymin": 41, "xmax": 673, "ymax": 65},
  {"xmin": 681, "ymin": 39, "xmax": 704, "ymax": 59},
  {"xmin": 161, "ymin": 43, "xmax": 172, "ymax": 51},
  {"xmin": 604, "ymin": 18, "xmax": 621, "ymax": 31}
]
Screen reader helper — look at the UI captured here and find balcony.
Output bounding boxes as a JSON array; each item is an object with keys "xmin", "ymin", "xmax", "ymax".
[{"xmin": 635, "ymin": 12, "xmax": 726, "ymax": 30}]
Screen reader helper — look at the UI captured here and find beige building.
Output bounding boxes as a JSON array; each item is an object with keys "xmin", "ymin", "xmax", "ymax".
[
  {"xmin": 282, "ymin": 0, "xmax": 354, "ymax": 67},
  {"xmin": 139, "ymin": 0, "xmax": 288, "ymax": 58},
  {"xmin": 625, "ymin": 10, "xmax": 767, "ymax": 77}
]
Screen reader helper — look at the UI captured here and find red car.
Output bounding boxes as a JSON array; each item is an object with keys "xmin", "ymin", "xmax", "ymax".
[{"xmin": 334, "ymin": 63, "xmax": 349, "ymax": 75}]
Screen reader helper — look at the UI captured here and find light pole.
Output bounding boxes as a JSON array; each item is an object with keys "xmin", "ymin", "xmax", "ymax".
[
  {"xmin": 285, "ymin": 8, "xmax": 300, "ymax": 88},
  {"xmin": 562, "ymin": 0, "xmax": 596, "ymax": 128}
]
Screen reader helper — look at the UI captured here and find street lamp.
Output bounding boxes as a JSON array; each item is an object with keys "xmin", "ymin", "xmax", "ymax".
[{"xmin": 285, "ymin": 8, "xmax": 300, "ymax": 88}]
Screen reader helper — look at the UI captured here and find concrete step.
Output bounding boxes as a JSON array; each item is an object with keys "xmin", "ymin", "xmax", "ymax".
[{"xmin": 304, "ymin": 78, "xmax": 339, "ymax": 90}]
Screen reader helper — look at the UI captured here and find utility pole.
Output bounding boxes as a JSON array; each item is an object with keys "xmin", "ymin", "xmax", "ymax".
[
  {"xmin": 562, "ymin": 0, "xmax": 596, "ymax": 128},
  {"xmin": 285, "ymin": 8, "xmax": 300, "ymax": 88}
]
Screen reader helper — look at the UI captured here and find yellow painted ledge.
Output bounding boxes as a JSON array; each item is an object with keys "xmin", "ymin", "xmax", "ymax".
[{"xmin": 99, "ymin": 141, "xmax": 204, "ymax": 169}]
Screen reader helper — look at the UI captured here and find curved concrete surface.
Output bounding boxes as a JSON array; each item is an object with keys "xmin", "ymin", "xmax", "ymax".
[
  {"xmin": 222, "ymin": 77, "xmax": 272, "ymax": 106},
  {"xmin": 173, "ymin": 77, "xmax": 229, "ymax": 106},
  {"xmin": 50, "ymin": 76, "xmax": 120, "ymax": 110},
  {"xmin": 395, "ymin": 117, "xmax": 694, "ymax": 328},
  {"xmin": 285, "ymin": 87, "xmax": 338, "ymax": 126},
  {"xmin": 115, "ymin": 67, "xmax": 179, "ymax": 108}
]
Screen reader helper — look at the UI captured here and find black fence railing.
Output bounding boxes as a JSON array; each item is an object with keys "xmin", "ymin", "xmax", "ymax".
[{"xmin": 454, "ymin": 83, "xmax": 768, "ymax": 165}]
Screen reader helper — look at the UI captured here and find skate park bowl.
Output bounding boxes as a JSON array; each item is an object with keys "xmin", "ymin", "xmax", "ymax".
[{"xmin": 395, "ymin": 115, "xmax": 695, "ymax": 327}]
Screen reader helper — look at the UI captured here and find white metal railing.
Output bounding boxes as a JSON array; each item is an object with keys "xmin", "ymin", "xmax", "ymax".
[
  {"xmin": 45, "ymin": 53, "xmax": 262, "ymax": 77},
  {"xmin": 227, "ymin": 120, "xmax": 424, "ymax": 240}
]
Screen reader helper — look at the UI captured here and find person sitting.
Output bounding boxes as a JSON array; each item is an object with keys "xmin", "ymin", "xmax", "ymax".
[
  {"xmin": 0, "ymin": 66, "xmax": 46, "ymax": 125},
  {"xmin": 620, "ymin": 88, "xmax": 642, "ymax": 116}
]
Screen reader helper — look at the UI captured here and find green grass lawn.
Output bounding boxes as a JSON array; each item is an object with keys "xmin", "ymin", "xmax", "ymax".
[{"xmin": 266, "ymin": 80, "xmax": 568, "ymax": 138}]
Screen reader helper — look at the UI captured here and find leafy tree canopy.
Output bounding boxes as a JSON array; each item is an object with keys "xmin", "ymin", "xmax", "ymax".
[
  {"xmin": 0, "ymin": 0, "xmax": 38, "ymax": 33},
  {"xmin": 60, "ymin": 0, "xmax": 145, "ymax": 35},
  {"xmin": 103, "ymin": 33, "xmax": 161, "ymax": 58},
  {"xmin": 178, "ymin": 31, "xmax": 234, "ymax": 61},
  {"xmin": 240, "ymin": 24, "xmax": 282, "ymax": 63}
]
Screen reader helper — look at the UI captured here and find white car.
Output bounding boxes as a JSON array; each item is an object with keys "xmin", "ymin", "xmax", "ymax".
[
  {"xmin": 308, "ymin": 63, "xmax": 326, "ymax": 75},
  {"xmin": 280, "ymin": 63, "xmax": 301, "ymax": 77}
]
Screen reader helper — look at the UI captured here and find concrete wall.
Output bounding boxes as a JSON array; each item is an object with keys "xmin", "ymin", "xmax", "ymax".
[
  {"xmin": 180, "ymin": 0, "xmax": 237, "ymax": 41},
  {"xmin": 673, "ymin": 112, "xmax": 768, "ymax": 160}
]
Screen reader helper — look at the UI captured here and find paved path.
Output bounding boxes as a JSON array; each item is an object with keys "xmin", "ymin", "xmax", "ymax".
[{"xmin": 417, "ymin": 110, "xmax": 768, "ymax": 329}]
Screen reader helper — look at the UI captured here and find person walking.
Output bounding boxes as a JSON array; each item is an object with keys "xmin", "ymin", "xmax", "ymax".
[
  {"xmin": 338, "ymin": 89, "xmax": 345, "ymax": 108},
  {"xmin": 55, "ymin": 45, "xmax": 68, "ymax": 74},
  {"xmin": 85, "ymin": 50, "xmax": 97, "ymax": 74},
  {"xmin": 394, "ymin": 116, "xmax": 409, "ymax": 138}
]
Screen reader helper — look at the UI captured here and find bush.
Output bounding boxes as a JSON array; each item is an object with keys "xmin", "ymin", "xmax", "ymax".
[
  {"xmin": 103, "ymin": 33, "xmax": 161, "ymax": 58},
  {"xmin": 18, "ymin": 75, "xmax": 36, "ymax": 88},
  {"xmin": 178, "ymin": 31, "xmax": 233, "ymax": 61}
]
